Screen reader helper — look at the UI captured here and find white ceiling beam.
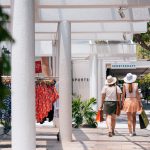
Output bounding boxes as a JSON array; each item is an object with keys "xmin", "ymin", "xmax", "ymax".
[
  {"xmin": 35, "ymin": 32, "xmax": 133, "ymax": 41},
  {"xmin": 35, "ymin": 23, "xmax": 58, "ymax": 32},
  {"xmin": 35, "ymin": 22, "xmax": 147, "ymax": 33},
  {"xmin": 39, "ymin": 8, "xmax": 150, "ymax": 22},
  {"xmin": 71, "ymin": 33, "xmax": 133, "ymax": 41},
  {"xmin": 35, "ymin": 33, "xmax": 56, "ymax": 41},
  {"xmin": 0, "ymin": 0, "xmax": 11, "ymax": 9},
  {"xmin": 37, "ymin": 20, "xmax": 150, "ymax": 23},
  {"xmin": 2, "ymin": 0, "xmax": 150, "ymax": 9},
  {"xmin": 38, "ymin": 0, "xmax": 150, "ymax": 8},
  {"xmin": 0, "ymin": 0, "xmax": 11, "ymax": 6},
  {"xmin": 71, "ymin": 22, "xmax": 147, "ymax": 33}
]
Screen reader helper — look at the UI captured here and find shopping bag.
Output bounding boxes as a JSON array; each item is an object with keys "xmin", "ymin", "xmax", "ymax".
[
  {"xmin": 96, "ymin": 110, "xmax": 104, "ymax": 122},
  {"xmin": 139, "ymin": 109, "xmax": 149, "ymax": 129}
]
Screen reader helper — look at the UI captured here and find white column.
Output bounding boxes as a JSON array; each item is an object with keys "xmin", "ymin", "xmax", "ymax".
[
  {"xmin": 52, "ymin": 40, "xmax": 56, "ymax": 76},
  {"xmin": 55, "ymin": 40, "xmax": 60, "ymax": 77},
  {"xmin": 102, "ymin": 61, "xmax": 107, "ymax": 86},
  {"xmin": 89, "ymin": 54, "xmax": 98, "ymax": 100},
  {"xmin": 52, "ymin": 40, "xmax": 59, "ymax": 77},
  {"xmin": 98, "ymin": 59, "xmax": 104, "ymax": 95},
  {"xmin": 98, "ymin": 59, "xmax": 105, "ymax": 108},
  {"xmin": 11, "ymin": 0, "xmax": 35, "ymax": 150},
  {"xmin": 58, "ymin": 21, "xmax": 72, "ymax": 141}
]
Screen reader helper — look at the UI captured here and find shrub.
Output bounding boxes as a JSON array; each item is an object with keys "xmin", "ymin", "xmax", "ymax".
[{"xmin": 72, "ymin": 96, "xmax": 97, "ymax": 128}]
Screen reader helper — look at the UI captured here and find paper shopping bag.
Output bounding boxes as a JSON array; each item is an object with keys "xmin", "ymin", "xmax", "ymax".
[
  {"xmin": 96, "ymin": 110, "xmax": 104, "ymax": 122},
  {"xmin": 139, "ymin": 109, "xmax": 149, "ymax": 129}
]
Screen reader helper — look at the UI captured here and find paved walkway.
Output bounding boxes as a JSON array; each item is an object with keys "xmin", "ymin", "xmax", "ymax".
[{"xmin": 0, "ymin": 102, "xmax": 150, "ymax": 150}]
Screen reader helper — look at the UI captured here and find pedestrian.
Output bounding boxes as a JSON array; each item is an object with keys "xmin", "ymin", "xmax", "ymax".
[
  {"xmin": 100, "ymin": 75, "xmax": 122, "ymax": 137},
  {"xmin": 122, "ymin": 73, "xmax": 142, "ymax": 136}
]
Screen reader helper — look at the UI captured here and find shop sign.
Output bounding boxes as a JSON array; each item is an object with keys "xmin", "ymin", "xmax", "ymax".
[{"xmin": 111, "ymin": 63, "xmax": 136, "ymax": 69}]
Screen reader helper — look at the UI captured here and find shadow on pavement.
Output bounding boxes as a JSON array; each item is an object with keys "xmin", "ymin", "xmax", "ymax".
[
  {"xmin": 73, "ymin": 128, "xmax": 90, "ymax": 141},
  {"xmin": 123, "ymin": 135, "xmax": 149, "ymax": 150}
]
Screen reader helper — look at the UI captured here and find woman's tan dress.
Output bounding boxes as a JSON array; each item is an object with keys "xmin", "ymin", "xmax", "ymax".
[{"xmin": 123, "ymin": 83, "xmax": 141, "ymax": 113}]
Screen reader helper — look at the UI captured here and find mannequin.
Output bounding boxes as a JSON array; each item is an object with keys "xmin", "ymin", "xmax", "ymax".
[{"xmin": 41, "ymin": 57, "xmax": 52, "ymax": 77}]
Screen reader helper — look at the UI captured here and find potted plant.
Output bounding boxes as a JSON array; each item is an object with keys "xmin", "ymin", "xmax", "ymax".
[
  {"xmin": 72, "ymin": 96, "xmax": 97, "ymax": 128},
  {"xmin": 72, "ymin": 96, "xmax": 83, "ymax": 128},
  {"xmin": 82, "ymin": 98, "xmax": 97, "ymax": 128}
]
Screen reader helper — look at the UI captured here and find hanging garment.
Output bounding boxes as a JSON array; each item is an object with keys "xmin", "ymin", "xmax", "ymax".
[
  {"xmin": 40, "ymin": 104, "xmax": 54, "ymax": 124},
  {"xmin": 0, "ymin": 83, "xmax": 11, "ymax": 134},
  {"xmin": 47, "ymin": 104, "xmax": 54, "ymax": 122},
  {"xmin": 35, "ymin": 81, "xmax": 59, "ymax": 123}
]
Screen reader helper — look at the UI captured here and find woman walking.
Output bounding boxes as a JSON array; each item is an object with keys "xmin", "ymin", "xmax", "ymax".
[
  {"xmin": 122, "ymin": 73, "xmax": 142, "ymax": 136},
  {"xmin": 100, "ymin": 75, "xmax": 122, "ymax": 137}
]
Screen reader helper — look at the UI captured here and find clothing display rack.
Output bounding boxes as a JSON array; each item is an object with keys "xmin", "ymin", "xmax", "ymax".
[
  {"xmin": 35, "ymin": 76, "xmax": 59, "ymax": 81},
  {"xmin": 0, "ymin": 76, "xmax": 60, "ymax": 140},
  {"xmin": 35, "ymin": 77, "xmax": 60, "ymax": 141}
]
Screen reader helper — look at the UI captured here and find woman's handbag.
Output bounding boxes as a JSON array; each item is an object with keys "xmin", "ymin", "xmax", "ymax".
[
  {"xmin": 116, "ymin": 86, "xmax": 121, "ymax": 116},
  {"xmin": 139, "ymin": 109, "xmax": 149, "ymax": 129},
  {"xmin": 96, "ymin": 109, "xmax": 104, "ymax": 122}
]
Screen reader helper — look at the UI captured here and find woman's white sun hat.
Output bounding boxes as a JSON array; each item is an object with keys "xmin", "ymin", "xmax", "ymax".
[
  {"xmin": 124, "ymin": 73, "xmax": 137, "ymax": 83},
  {"xmin": 105, "ymin": 75, "xmax": 117, "ymax": 85}
]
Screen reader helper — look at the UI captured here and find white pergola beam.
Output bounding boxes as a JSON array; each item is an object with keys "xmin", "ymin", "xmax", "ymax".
[
  {"xmin": 39, "ymin": 8, "xmax": 150, "ymax": 22},
  {"xmin": 36, "ymin": 20, "xmax": 150, "ymax": 23},
  {"xmin": 71, "ymin": 33, "xmax": 133, "ymax": 41},
  {"xmin": 35, "ymin": 33, "xmax": 56, "ymax": 41},
  {"xmin": 38, "ymin": 0, "xmax": 150, "ymax": 8},
  {"xmin": 1, "ymin": 0, "xmax": 150, "ymax": 42},
  {"xmin": 35, "ymin": 22, "xmax": 147, "ymax": 33},
  {"xmin": 1, "ymin": 0, "xmax": 150, "ymax": 8},
  {"xmin": 0, "ymin": 0, "xmax": 11, "ymax": 6},
  {"xmin": 35, "ymin": 32, "xmax": 133, "ymax": 41},
  {"xmin": 35, "ymin": 23, "xmax": 58, "ymax": 32},
  {"xmin": 1, "ymin": 1, "xmax": 149, "ymax": 23}
]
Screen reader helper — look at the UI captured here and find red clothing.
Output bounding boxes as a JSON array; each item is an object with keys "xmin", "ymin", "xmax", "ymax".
[{"xmin": 35, "ymin": 82, "xmax": 59, "ymax": 123}]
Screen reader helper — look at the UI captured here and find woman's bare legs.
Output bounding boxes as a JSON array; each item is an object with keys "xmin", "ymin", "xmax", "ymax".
[
  {"xmin": 132, "ymin": 112, "xmax": 136, "ymax": 133},
  {"xmin": 112, "ymin": 114, "xmax": 116, "ymax": 134},
  {"xmin": 106, "ymin": 114, "xmax": 117, "ymax": 136},
  {"xmin": 106, "ymin": 114, "xmax": 112, "ymax": 133},
  {"xmin": 127, "ymin": 112, "xmax": 132, "ymax": 134}
]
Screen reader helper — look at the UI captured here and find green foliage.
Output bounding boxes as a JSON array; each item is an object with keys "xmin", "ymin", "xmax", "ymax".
[
  {"xmin": 0, "ymin": 5, "xmax": 13, "ymax": 118},
  {"xmin": 82, "ymin": 97, "xmax": 97, "ymax": 128},
  {"xmin": 0, "ymin": 6, "xmax": 14, "ymax": 42},
  {"xmin": 140, "ymin": 22, "xmax": 150, "ymax": 43},
  {"xmin": 72, "ymin": 96, "xmax": 83, "ymax": 128},
  {"xmin": 0, "ymin": 5, "xmax": 13, "ymax": 134},
  {"xmin": 139, "ymin": 73, "xmax": 150, "ymax": 100},
  {"xmin": 133, "ymin": 21, "xmax": 150, "ymax": 52},
  {"xmin": 0, "ymin": 52, "xmax": 11, "ymax": 75},
  {"xmin": 136, "ymin": 45, "xmax": 150, "ymax": 60},
  {"xmin": 0, "ymin": 84, "xmax": 10, "ymax": 101},
  {"xmin": 0, "ymin": 52, "xmax": 11, "ymax": 110},
  {"xmin": 72, "ymin": 97, "xmax": 97, "ymax": 128}
]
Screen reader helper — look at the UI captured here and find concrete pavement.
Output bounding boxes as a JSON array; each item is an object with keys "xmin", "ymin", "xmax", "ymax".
[{"xmin": 0, "ymin": 102, "xmax": 150, "ymax": 150}]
